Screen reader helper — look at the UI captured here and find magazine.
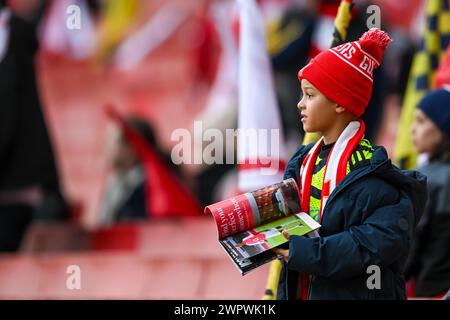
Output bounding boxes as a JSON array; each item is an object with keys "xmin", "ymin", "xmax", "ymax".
[{"xmin": 204, "ymin": 178, "xmax": 321, "ymax": 275}]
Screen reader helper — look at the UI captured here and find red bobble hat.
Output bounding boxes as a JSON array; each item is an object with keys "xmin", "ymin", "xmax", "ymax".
[{"xmin": 298, "ymin": 28, "xmax": 392, "ymax": 117}]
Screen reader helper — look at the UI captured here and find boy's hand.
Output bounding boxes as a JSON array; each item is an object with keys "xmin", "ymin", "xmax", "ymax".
[{"xmin": 272, "ymin": 231, "xmax": 290, "ymax": 263}]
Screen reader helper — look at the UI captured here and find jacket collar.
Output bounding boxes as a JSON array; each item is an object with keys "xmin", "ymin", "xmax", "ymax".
[{"xmin": 295, "ymin": 143, "xmax": 427, "ymax": 222}]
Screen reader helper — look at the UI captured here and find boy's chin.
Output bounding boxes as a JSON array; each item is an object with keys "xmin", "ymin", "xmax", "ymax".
[{"xmin": 302, "ymin": 124, "xmax": 317, "ymax": 133}]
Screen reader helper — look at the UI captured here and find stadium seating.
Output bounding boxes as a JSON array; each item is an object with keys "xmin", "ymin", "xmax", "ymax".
[{"xmin": 0, "ymin": 219, "xmax": 269, "ymax": 299}]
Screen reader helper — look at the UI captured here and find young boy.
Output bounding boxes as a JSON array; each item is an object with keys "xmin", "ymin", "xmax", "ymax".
[{"xmin": 273, "ymin": 28, "xmax": 428, "ymax": 300}]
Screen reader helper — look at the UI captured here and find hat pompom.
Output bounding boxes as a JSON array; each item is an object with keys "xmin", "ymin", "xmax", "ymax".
[{"xmin": 359, "ymin": 28, "xmax": 392, "ymax": 51}]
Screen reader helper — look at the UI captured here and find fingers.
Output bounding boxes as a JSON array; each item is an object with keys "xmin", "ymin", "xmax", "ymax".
[
  {"xmin": 272, "ymin": 248, "xmax": 283, "ymax": 255},
  {"xmin": 272, "ymin": 248, "xmax": 289, "ymax": 263},
  {"xmin": 272, "ymin": 232, "xmax": 291, "ymax": 262}
]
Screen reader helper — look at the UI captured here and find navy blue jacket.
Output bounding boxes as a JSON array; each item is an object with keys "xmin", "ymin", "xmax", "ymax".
[{"xmin": 277, "ymin": 143, "xmax": 428, "ymax": 300}]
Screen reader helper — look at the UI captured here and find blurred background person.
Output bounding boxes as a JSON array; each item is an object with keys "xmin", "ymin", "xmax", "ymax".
[
  {"xmin": 405, "ymin": 88, "xmax": 450, "ymax": 298},
  {"xmin": 99, "ymin": 116, "xmax": 179, "ymax": 226},
  {"xmin": 0, "ymin": 0, "xmax": 68, "ymax": 252}
]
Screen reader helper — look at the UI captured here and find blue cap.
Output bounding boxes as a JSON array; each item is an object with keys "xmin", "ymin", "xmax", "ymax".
[{"xmin": 418, "ymin": 88, "xmax": 450, "ymax": 137}]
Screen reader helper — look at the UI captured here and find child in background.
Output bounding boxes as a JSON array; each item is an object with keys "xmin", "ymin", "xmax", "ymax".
[
  {"xmin": 405, "ymin": 88, "xmax": 450, "ymax": 298},
  {"xmin": 272, "ymin": 28, "xmax": 428, "ymax": 300}
]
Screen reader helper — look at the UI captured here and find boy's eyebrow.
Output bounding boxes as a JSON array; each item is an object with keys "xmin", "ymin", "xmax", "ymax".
[{"xmin": 302, "ymin": 86, "xmax": 315, "ymax": 91}]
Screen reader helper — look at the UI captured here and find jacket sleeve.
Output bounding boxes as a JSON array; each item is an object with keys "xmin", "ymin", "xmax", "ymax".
[
  {"xmin": 403, "ymin": 192, "xmax": 434, "ymax": 280},
  {"xmin": 287, "ymin": 193, "xmax": 415, "ymax": 280}
]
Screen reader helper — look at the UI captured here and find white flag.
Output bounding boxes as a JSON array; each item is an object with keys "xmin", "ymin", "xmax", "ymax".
[{"xmin": 236, "ymin": 0, "xmax": 287, "ymax": 192}]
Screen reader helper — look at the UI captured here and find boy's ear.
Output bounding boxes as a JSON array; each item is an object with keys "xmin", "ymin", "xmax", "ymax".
[{"xmin": 335, "ymin": 105, "xmax": 347, "ymax": 114}]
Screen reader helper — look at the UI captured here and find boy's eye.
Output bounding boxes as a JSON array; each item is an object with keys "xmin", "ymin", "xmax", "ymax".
[{"xmin": 299, "ymin": 91, "xmax": 313, "ymax": 100}]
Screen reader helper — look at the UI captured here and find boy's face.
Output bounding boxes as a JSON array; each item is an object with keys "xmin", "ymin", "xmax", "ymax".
[
  {"xmin": 411, "ymin": 109, "xmax": 443, "ymax": 155},
  {"xmin": 297, "ymin": 79, "xmax": 339, "ymax": 133}
]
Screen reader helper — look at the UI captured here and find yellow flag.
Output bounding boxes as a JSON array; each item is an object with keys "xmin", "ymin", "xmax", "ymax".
[
  {"xmin": 331, "ymin": 0, "xmax": 353, "ymax": 47},
  {"xmin": 394, "ymin": 0, "xmax": 450, "ymax": 169},
  {"xmin": 266, "ymin": 18, "xmax": 305, "ymax": 57},
  {"xmin": 95, "ymin": 0, "xmax": 139, "ymax": 62},
  {"xmin": 261, "ymin": 259, "xmax": 283, "ymax": 300}
]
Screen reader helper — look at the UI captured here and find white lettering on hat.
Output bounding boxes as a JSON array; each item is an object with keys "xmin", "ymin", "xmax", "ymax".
[
  {"xmin": 334, "ymin": 43, "xmax": 356, "ymax": 59},
  {"xmin": 360, "ymin": 55, "xmax": 375, "ymax": 76},
  {"xmin": 328, "ymin": 46, "xmax": 373, "ymax": 82},
  {"xmin": 330, "ymin": 41, "xmax": 378, "ymax": 81}
]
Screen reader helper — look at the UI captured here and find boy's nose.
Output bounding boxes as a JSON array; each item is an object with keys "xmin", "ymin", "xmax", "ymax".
[{"xmin": 297, "ymin": 99, "xmax": 304, "ymax": 110}]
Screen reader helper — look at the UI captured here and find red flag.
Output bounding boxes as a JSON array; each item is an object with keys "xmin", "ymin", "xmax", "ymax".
[{"xmin": 106, "ymin": 107, "xmax": 201, "ymax": 218}]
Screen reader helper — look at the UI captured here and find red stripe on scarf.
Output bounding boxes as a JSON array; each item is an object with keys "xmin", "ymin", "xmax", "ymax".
[
  {"xmin": 300, "ymin": 145, "xmax": 321, "ymax": 214},
  {"xmin": 322, "ymin": 180, "xmax": 331, "ymax": 198},
  {"xmin": 300, "ymin": 273, "xmax": 310, "ymax": 300}
]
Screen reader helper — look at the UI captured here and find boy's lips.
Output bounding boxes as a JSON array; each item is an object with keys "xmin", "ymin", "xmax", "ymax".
[{"xmin": 300, "ymin": 114, "xmax": 307, "ymax": 122}]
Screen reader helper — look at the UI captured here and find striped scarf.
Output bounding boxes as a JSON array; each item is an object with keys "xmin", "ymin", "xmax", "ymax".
[{"xmin": 299, "ymin": 120, "xmax": 365, "ymax": 223}]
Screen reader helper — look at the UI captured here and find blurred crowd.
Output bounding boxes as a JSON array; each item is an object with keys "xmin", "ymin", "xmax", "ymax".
[{"xmin": 0, "ymin": 0, "xmax": 449, "ymax": 299}]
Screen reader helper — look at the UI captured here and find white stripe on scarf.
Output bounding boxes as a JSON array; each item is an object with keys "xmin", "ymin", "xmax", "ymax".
[
  {"xmin": 320, "ymin": 120, "xmax": 362, "ymax": 212},
  {"xmin": 300, "ymin": 120, "xmax": 364, "ymax": 221}
]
